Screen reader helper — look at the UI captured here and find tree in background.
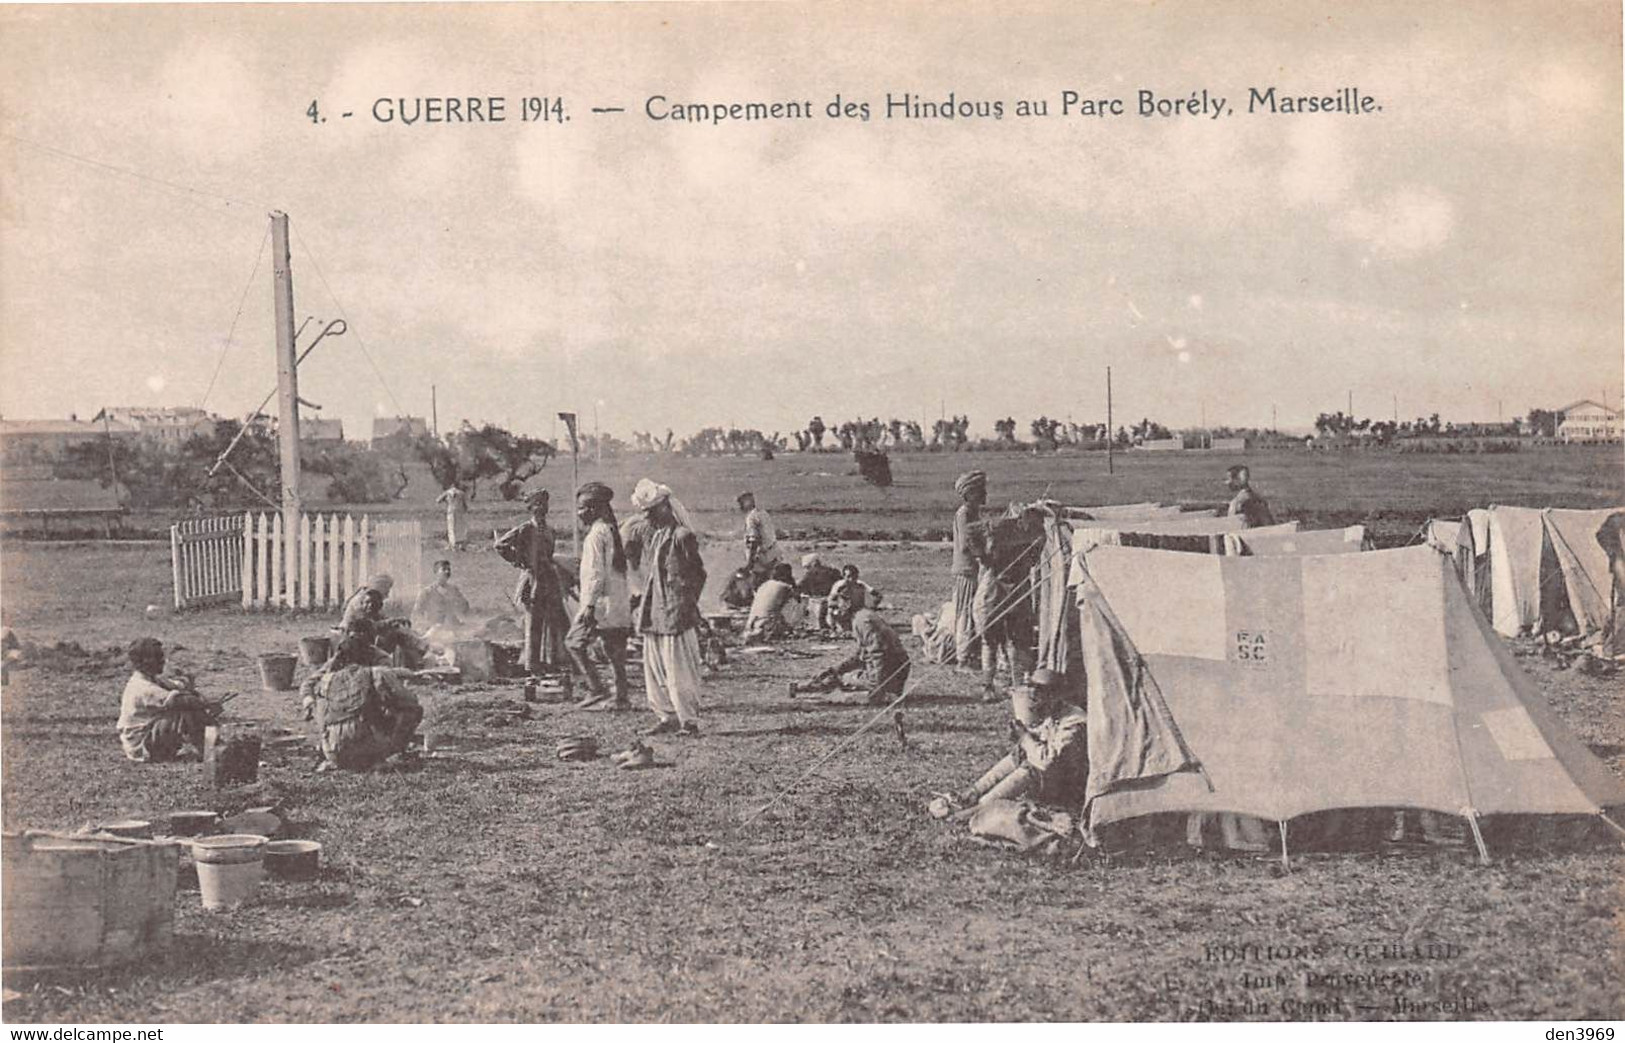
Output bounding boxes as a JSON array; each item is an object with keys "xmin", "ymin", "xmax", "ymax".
[{"xmin": 1524, "ymin": 408, "xmax": 1562, "ymax": 438}]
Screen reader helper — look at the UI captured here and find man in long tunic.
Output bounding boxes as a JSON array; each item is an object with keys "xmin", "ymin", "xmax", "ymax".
[
  {"xmin": 567, "ymin": 482, "xmax": 634, "ymax": 710},
  {"xmin": 951, "ymin": 470, "xmax": 989, "ymax": 674},
  {"xmin": 625, "ymin": 479, "xmax": 708, "ymax": 736},
  {"xmin": 436, "ymin": 484, "xmax": 470, "ymax": 549},
  {"xmin": 738, "ymin": 491, "xmax": 782, "ymax": 583},
  {"xmin": 496, "ymin": 490, "xmax": 572, "ymax": 695},
  {"xmin": 973, "ymin": 508, "xmax": 1043, "ymax": 698}
]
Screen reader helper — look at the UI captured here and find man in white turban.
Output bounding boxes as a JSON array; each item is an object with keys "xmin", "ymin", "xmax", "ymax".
[
  {"xmin": 950, "ymin": 470, "xmax": 989, "ymax": 677},
  {"xmin": 624, "ymin": 479, "xmax": 708, "ymax": 736}
]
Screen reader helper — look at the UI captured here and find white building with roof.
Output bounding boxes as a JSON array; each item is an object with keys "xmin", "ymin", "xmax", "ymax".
[{"xmin": 1557, "ymin": 400, "xmax": 1620, "ymax": 443}]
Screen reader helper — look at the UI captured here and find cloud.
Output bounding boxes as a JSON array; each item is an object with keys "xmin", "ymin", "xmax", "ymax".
[
  {"xmin": 1333, "ymin": 187, "xmax": 1455, "ymax": 258},
  {"xmin": 1280, "ymin": 120, "xmax": 1353, "ymax": 206},
  {"xmin": 154, "ymin": 41, "xmax": 264, "ymax": 161}
]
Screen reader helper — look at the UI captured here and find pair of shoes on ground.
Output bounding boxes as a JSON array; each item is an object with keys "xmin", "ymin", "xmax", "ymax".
[
  {"xmin": 643, "ymin": 717, "xmax": 700, "ymax": 737},
  {"xmin": 576, "ymin": 691, "xmax": 633, "ymax": 712},
  {"xmin": 610, "ymin": 741, "xmax": 655, "ymax": 770}
]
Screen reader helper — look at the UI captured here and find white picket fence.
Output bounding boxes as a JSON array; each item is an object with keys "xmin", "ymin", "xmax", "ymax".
[{"xmin": 170, "ymin": 512, "xmax": 422, "ymax": 611}]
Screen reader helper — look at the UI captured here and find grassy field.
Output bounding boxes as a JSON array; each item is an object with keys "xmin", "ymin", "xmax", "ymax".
[
  {"xmin": 1, "ymin": 448, "xmax": 1621, "ymax": 1022},
  {"xmin": 110, "ymin": 444, "xmax": 1625, "ymax": 547}
]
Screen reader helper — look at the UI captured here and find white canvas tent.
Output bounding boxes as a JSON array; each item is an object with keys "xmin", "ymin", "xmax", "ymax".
[
  {"xmin": 1074, "ymin": 545, "xmax": 1625, "ymax": 857},
  {"xmin": 1481, "ymin": 506, "xmax": 1621, "ymax": 639}
]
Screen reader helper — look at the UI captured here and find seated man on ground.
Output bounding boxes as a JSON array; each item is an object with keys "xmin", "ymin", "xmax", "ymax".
[
  {"xmin": 720, "ymin": 567, "xmax": 756, "ymax": 611},
  {"xmin": 827, "ymin": 565, "xmax": 877, "ymax": 629},
  {"xmin": 789, "ymin": 584, "xmax": 910, "ymax": 704},
  {"xmin": 301, "ymin": 629, "xmax": 425, "ymax": 772},
  {"xmin": 742, "ymin": 562, "xmax": 806, "ymax": 643},
  {"xmin": 796, "ymin": 553, "xmax": 842, "ymax": 630},
  {"xmin": 341, "ymin": 573, "xmax": 429, "ymax": 668},
  {"xmin": 933, "ymin": 668, "xmax": 1088, "ymax": 818},
  {"xmin": 412, "ymin": 559, "xmax": 471, "ymax": 633},
  {"xmin": 118, "ymin": 637, "xmax": 225, "ymax": 763},
  {"xmin": 911, "ymin": 598, "xmax": 960, "ymax": 665}
]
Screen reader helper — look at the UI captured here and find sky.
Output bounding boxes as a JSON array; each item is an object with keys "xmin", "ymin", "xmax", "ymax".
[{"xmin": 1, "ymin": 0, "xmax": 1620, "ymax": 443}]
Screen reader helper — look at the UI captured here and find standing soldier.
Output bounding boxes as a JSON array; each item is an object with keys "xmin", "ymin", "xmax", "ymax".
[
  {"xmin": 496, "ymin": 490, "xmax": 572, "ymax": 697},
  {"xmin": 1225, "ymin": 465, "xmax": 1275, "ymax": 529},
  {"xmin": 626, "ymin": 480, "xmax": 708, "ymax": 737}
]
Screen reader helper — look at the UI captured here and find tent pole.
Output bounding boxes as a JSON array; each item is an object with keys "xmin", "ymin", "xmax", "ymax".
[
  {"xmin": 1463, "ymin": 808, "xmax": 1491, "ymax": 865},
  {"xmin": 1278, "ymin": 820, "xmax": 1290, "ymax": 872},
  {"xmin": 1598, "ymin": 813, "xmax": 1625, "ymax": 847}
]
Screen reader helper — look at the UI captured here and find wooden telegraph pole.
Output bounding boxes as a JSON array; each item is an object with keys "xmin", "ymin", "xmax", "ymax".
[
  {"xmin": 1106, "ymin": 365, "xmax": 1114, "ymax": 476},
  {"xmin": 270, "ymin": 213, "xmax": 301, "ymax": 571}
]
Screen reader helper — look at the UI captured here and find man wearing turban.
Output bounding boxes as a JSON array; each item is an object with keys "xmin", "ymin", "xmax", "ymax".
[
  {"xmin": 496, "ymin": 489, "xmax": 572, "ymax": 693},
  {"xmin": 567, "ymin": 482, "xmax": 633, "ymax": 710},
  {"xmin": 624, "ymin": 479, "xmax": 708, "ymax": 736},
  {"xmin": 737, "ymin": 491, "xmax": 782, "ymax": 584},
  {"xmin": 951, "ymin": 470, "xmax": 989, "ymax": 677}
]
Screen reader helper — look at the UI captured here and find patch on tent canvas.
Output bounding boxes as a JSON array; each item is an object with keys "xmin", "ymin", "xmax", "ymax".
[
  {"xmin": 1230, "ymin": 628, "xmax": 1272, "ymax": 665},
  {"xmin": 1480, "ymin": 706, "xmax": 1555, "ymax": 762},
  {"xmin": 1083, "ymin": 548, "xmax": 1227, "ymax": 661},
  {"xmin": 1302, "ymin": 549, "xmax": 1451, "ymax": 706}
]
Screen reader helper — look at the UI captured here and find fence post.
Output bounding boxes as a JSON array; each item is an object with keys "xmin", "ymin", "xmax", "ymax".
[
  {"xmin": 241, "ymin": 512, "xmax": 253, "ymax": 609},
  {"xmin": 255, "ymin": 512, "xmax": 270, "ymax": 610},
  {"xmin": 327, "ymin": 513, "xmax": 340, "ymax": 610},
  {"xmin": 271, "ymin": 512, "xmax": 284, "ymax": 609},
  {"xmin": 339, "ymin": 514, "xmax": 355, "ymax": 606},
  {"xmin": 170, "ymin": 524, "xmax": 185, "ymax": 610},
  {"xmin": 299, "ymin": 513, "xmax": 312, "ymax": 610},
  {"xmin": 359, "ymin": 515, "xmax": 372, "ymax": 591}
]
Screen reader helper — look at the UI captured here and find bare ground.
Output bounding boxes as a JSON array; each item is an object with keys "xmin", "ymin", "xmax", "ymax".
[{"xmin": 1, "ymin": 449, "xmax": 1621, "ymax": 1023}]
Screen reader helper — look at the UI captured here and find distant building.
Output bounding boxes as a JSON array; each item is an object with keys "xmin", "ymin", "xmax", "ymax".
[
  {"xmin": 0, "ymin": 417, "xmax": 137, "ymax": 464},
  {"xmin": 94, "ymin": 406, "xmax": 218, "ymax": 447},
  {"xmin": 1209, "ymin": 437, "xmax": 1249, "ymax": 453},
  {"xmin": 371, "ymin": 416, "xmax": 430, "ymax": 445},
  {"xmin": 1137, "ymin": 437, "xmax": 1183, "ymax": 452},
  {"xmin": 302, "ymin": 417, "xmax": 345, "ymax": 445},
  {"xmin": 1557, "ymin": 400, "xmax": 1620, "ymax": 443}
]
